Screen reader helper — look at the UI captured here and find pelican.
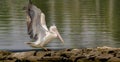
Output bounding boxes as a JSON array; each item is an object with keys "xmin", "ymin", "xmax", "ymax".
[{"xmin": 24, "ymin": 0, "xmax": 64, "ymax": 50}]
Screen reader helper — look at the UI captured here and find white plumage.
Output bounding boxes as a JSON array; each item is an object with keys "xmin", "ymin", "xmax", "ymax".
[{"xmin": 24, "ymin": 0, "xmax": 64, "ymax": 50}]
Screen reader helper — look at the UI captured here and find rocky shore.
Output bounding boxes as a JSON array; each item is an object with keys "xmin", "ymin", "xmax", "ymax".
[{"xmin": 0, "ymin": 46, "xmax": 120, "ymax": 62}]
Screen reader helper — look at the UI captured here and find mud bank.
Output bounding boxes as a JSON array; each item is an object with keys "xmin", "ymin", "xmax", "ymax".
[{"xmin": 0, "ymin": 46, "xmax": 120, "ymax": 62}]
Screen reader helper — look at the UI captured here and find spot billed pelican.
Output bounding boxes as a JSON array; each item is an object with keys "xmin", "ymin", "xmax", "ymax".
[{"xmin": 24, "ymin": 0, "xmax": 64, "ymax": 50}]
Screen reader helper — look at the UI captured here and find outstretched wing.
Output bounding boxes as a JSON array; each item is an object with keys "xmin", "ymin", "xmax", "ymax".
[{"xmin": 25, "ymin": 2, "xmax": 48, "ymax": 40}]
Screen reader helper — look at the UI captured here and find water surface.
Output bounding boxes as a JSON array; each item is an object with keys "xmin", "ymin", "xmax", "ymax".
[{"xmin": 0, "ymin": 0, "xmax": 120, "ymax": 49}]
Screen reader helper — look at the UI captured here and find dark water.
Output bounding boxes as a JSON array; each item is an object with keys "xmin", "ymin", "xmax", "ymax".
[{"xmin": 0, "ymin": 0, "xmax": 120, "ymax": 49}]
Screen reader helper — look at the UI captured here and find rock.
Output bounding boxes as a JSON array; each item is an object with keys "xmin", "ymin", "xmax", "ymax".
[
  {"xmin": 116, "ymin": 52, "xmax": 120, "ymax": 58},
  {"xmin": 0, "ymin": 46, "xmax": 119, "ymax": 62},
  {"xmin": 108, "ymin": 57, "xmax": 120, "ymax": 62},
  {"xmin": 26, "ymin": 56, "xmax": 40, "ymax": 62},
  {"xmin": 97, "ymin": 54, "xmax": 113, "ymax": 59},
  {"xmin": 10, "ymin": 51, "xmax": 35, "ymax": 60},
  {"xmin": 36, "ymin": 51, "xmax": 46, "ymax": 58},
  {"xmin": 0, "ymin": 51, "xmax": 11, "ymax": 60}
]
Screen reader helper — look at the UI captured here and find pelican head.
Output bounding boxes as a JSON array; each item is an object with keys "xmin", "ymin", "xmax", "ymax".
[
  {"xmin": 50, "ymin": 26, "xmax": 64, "ymax": 44},
  {"xmin": 49, "ymin": 26, "xmax": 57, "ymax": 33}
]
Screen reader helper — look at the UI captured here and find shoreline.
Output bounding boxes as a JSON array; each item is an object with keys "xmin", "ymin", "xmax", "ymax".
[{"xmin": 0, "ymin": 46, "xmax": 120, "ymax": 62}]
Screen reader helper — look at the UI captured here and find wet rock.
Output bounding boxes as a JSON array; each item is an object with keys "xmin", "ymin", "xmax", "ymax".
[
  {"xmin": 97, "ymin": 54, "xmax": 113, "ymax": 59},
  {"xmin": 65, "ymin": 48, "xmax": 72, "ymax": 51},
  {"xmin": 36, "ymin": 51, "xmax": 46, "ymax": 58},
  {"xmin": 108, "ymin": 50, "xmax": 115, "ymax": 54},
  {"xmin": 44, "ymin": 52, "xmax": 51, "ymax": 56},
  {"xmin": 116, "ymin": 52, "xmax": 120, "ymax": 58},
  {"xmin": 0, "ymin": 46, "xmax": 119, "ymax": 62},
  {"xmin": 0, "ymin": 51, "xmax": 11, "ymax": 60},
  {"xmin": 108, "ymin": 57, "xmax": 120, "ymax": 62},
  {"xmin": 60, "ymin": 51, "xmax": 74, "ymax": 58},
  {"xmin": 26, "ymin": 56, "xmax": 40, "ymax": 62},
  {"xmin": 0, "ymin": 51, "xmax": 11, "ymax": 55},
  {"xmin": 75, "ymin": 58, "xmax": 91, "ymax": 62},
  {"xmin": 88, "ymin": 55, "xmax": 95, "ymax": 61},
  {"xmin": 10, "ymin": 51, "xmax": 35, "ymax": 60}
]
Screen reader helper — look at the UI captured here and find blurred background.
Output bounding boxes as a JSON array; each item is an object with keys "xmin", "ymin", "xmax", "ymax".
[{"xmin": 0, "ymin": 0, "xmax": 120, "ymax": 49}]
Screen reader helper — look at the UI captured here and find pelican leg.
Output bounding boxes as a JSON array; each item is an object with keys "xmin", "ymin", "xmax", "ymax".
[
  {"xmin": 39, "ymin": 44, "xmax": 49, "ymax": 51},
  {"xmin": 40, "ymin": 42, "xmax": 52, "ymax": 51},
  {"xmin": 41, "ymin": 47, "xmax": 51, "ymax": 51},
  {"xmin": 41, "ymin": 46, "xmax": 48, "ymax": 51}
]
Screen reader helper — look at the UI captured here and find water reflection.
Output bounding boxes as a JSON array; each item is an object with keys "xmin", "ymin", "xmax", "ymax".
[
  {"xmin": 0, "ymin": 0, "xmax": 119, "ymax": 49},
  {"xmin": 0, "ymin": 0, "xmax": 28, "ymax": 49}
]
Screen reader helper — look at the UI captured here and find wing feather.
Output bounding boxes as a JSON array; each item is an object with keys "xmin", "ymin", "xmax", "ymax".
[{"xmin": 25, "ymin": 4, "xmax": 48, "ymax": 41}]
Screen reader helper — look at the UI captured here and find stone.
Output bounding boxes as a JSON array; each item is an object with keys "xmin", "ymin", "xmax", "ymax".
[
  {"xmin": 0, "ymin": 46, "xmax": 119, "ymax": 62},
  {"xmin": 10, "ymin": 51, "xmax": 35, "ymax": 59},
  {"xmin": 108, "ymin": 57, "xmax": 120, "ymax": 62}
]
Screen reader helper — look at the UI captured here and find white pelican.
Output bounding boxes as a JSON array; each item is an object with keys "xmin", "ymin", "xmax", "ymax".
[{"xmin": 24, "ymin": 0, "xmax": 64, "ymax": 50}]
